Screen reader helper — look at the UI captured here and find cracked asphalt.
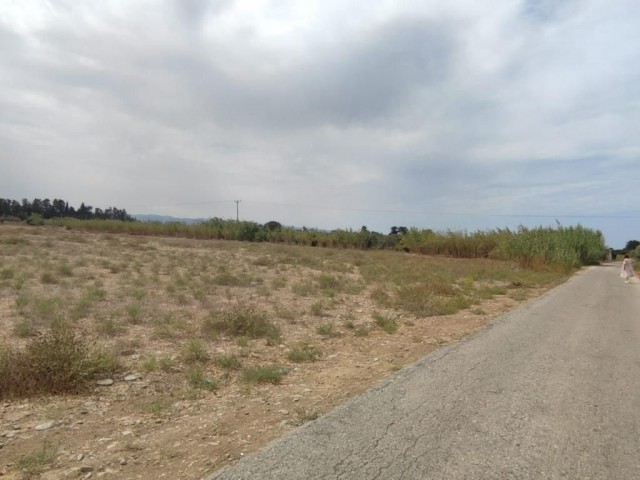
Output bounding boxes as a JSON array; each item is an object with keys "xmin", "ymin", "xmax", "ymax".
[{"xmin": 205, "ymin": 264, "xmax": 640, "ymax": 480}]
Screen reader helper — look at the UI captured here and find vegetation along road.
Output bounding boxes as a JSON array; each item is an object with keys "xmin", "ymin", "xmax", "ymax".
[{"xmin": 208, "ymin": 263, "xmax": 640, "ymax": 480}]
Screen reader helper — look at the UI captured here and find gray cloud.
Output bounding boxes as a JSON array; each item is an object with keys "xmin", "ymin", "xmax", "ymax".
[{"xmin": 1, "ymin": 1, "xmax": 639, "ymax": 247}]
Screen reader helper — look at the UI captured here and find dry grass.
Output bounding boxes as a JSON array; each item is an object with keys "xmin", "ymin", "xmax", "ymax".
[
  {"xmin": 0, "ymin": 224, "xmax": 569, "ymax": 479},
  {"xmin": 0, "ymin": 225, "xmax": 568, "ymax": 401}
]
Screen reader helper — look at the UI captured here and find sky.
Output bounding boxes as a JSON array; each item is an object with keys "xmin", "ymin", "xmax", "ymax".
[{"xmin": 1, "ymin": 0, "xmax": 639, "ymax": 248}]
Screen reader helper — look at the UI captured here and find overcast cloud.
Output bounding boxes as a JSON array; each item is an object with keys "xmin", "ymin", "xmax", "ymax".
[{"xmin": 1, "ymin": 0, "xmax": 639, "ymax": 247}]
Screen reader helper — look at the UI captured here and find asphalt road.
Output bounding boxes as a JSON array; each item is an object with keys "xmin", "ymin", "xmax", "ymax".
[{"xmin": 206, "ymin": 263, "xmax": 640, "ymax": 480}]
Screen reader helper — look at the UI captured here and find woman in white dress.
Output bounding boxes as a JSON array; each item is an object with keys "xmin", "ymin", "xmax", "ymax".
[{"xmin": 621, "ymin": 254, "xmax": 635, "ymax": 283}]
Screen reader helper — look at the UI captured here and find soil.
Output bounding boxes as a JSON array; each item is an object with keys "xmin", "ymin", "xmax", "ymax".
[{"xmin": 0, "ymin": 226, "xmax": 552, "ymax": 479}]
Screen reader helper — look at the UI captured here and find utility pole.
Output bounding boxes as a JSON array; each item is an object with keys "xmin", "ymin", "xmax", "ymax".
[{"xmin": 234, "ymin": 200, "xmax": 241, "ymax": 222}]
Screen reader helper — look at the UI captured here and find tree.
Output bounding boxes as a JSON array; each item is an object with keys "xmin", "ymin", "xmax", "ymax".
[
  {"xmin": 77, "ymin": 202, "xmax": 93, "ymax": 220},
  {"xmin": 264, "ymin": 221, "xmax": 282, "ymax": 231},
  {"xmin": 625, "ymin": 240, "xmax": 640, "ymax": 252}
]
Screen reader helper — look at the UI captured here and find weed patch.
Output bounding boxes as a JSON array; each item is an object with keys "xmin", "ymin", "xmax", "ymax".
[
  {"xmin": 0, "ymin": 322, "xmax": 121, "ymax": 399},
  {"xmin": 373, "ymin": 312, "xmax": 398, "ymax": 333},
  {"xmin": 16, "ymin": 440, "xmax": 58, "ymax": 478},
  {"xmin": 187, "ymin": 365, "xmax": 218, "ymax": 391},
  {"xmin": 241, "ymin": 365, "xmax": 287, "ymax": 385},
  {"xmin": 215, "ymin": 354, "xmax": 242, "ymax": 370},
  {"xmin": 316, "ymin": 322, "xmax": 339, "ymax": 338},
  {"xmin": 286, "ymin": 343, "xmax": 322, "ymax": 363},
  {"xmin": 203, "ymin": 305, "xmax": 280, "ymax": 340},
  {"xmin": 181, "ymin": 338, "xmax": 210, "ymax": 363}
]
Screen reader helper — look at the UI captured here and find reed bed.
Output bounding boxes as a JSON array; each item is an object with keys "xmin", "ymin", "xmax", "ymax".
[{"xmin": 47, "ymin": 217, "xmax": 607, "ymax": 271}]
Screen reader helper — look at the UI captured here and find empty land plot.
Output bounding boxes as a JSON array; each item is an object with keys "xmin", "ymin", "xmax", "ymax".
[{"xmin": 0, "ymin": 225, "xmax": 567, "ymax": 479}]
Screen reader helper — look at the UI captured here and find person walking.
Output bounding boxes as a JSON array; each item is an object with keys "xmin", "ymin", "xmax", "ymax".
[{"xmin": 621, "ymin": 254, "xmax": 635, "ymax": 283}]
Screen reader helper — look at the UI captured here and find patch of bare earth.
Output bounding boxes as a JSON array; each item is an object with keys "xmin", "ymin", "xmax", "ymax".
[{"xmin": 0, "ymin": 226, "xmax": 553, "ymax": 479}]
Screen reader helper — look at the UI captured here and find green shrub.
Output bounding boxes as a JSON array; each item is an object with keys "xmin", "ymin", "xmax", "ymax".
[
  {"xmin": 26, "ymin": 214, "xmax": 45, "ymax": 226},
  {"xmin": 181, "ymin": 338, "xmax": 209, "ymax": 363},
  {"xmin": 125, "ymin": 302, "xmax": 143, "ymax": 324},
  {"xmin": 265, "ymin": 325, "xmax": 283, "ymax": 345},
  {"xmin": 141, "ymin": 356, "xmax": 158, "ymax": 372},
  {"xmin": 316, "ymin": 322, "xmax": 339, "ymax": 337},
  {"xmin": 187, "ymin": 365, "xmax": 218, "ymax": 391},
  {"xmin": 286, "ymin": 343, "xmax": 322, "ymax": 363},
  {"xmin": 241, "ymin": 365, "xmax": 287, "ymax": 385},
  {"xmin": 202, "ymin": 305, "xmax": 278, "ymax": 339},
  {"xmin": 373, "ymin": 312, "xmax": 398, "ymax": 334},
  {"xmin": 310, "ymin": 301, "xmax": 325, "ymax": 316},
  {"xmin": 215, "ymin": 354, "xmax": 242, "ymax": 370}
]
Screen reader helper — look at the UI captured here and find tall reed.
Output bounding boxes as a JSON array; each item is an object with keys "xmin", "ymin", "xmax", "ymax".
[{"xmin": 45, "ymin": 218, "xmax": 606, "ymax": 271}]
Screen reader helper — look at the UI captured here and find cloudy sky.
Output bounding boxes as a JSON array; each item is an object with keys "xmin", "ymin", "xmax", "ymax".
[{"xmin": 1, "ymin": 0, "xmax": 639, "ymax": 247}]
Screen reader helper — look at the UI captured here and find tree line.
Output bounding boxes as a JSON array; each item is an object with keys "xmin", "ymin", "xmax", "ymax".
[{"xmin": 0, "ymin": 198, "xmax": 134, "ymax": 222}]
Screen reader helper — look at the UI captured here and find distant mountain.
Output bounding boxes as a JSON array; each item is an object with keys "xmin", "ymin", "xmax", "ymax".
[{"xmin": 134, "ymin": 214, "xmax": 206, "ymax": 225}]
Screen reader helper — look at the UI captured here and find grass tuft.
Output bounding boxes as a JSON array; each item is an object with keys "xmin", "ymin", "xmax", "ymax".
[
  {"xmin": 215, "ymin": 354, "xmax": 242, "ymax": 370},
  {"xmin": 17, "ymin": 440, "xmax": 58, "ymax": 477},
  {"xmin": 286, "ymin": 342, "xmax": 322, "ymax": 363},
  {"xmin": 241, "ymin": 365, "xmax": 287, "ymax": 385},
  {"xmin": 373, "ymin": 312, "xmax": 398, "ymax": 334},
  {"xmin": 202, "ymin": 305, "xmax": 280, "ymax": 340}
]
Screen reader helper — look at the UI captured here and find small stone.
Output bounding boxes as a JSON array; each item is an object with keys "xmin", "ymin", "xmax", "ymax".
[
  {"xmin": 123, "ymin": 374, "xmax": 137, "ymax": 382},
  {"xmin": 96, "ymin": 379, "xmax": 114, "ymax": 386},
  {"xmin": 76, "ymin": 453, "xmax": 85, "ymax": 461},
  {"xmin": 35, "ymin": 421, "xmax": 56, "ymax": 431},
  {"xmin": 80, "ymin": 465, "xmax": 95, "ymax": 473}
]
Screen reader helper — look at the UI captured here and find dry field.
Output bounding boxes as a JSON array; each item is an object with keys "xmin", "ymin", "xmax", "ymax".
[{"xmin": 0, "ymin": 225, "xmax": 567, "ymax": 479}]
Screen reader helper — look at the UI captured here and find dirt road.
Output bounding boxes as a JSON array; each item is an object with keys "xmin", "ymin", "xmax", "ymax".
[{"xmin": 207, "ymin": 263, "xmax": 640, "ymax": 479}]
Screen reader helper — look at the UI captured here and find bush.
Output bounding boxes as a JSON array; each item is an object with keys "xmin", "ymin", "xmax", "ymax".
[
  {"xmin": 26, "ymin": 213, "xmax": 45, "ymax": 226},
  {"xmin": 0, "ymin": 321, "xmax": 121, "ymax": 399},
  {"xmin": 202, "ymin": 305, "xmax": 279, "ymax": 339}
]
